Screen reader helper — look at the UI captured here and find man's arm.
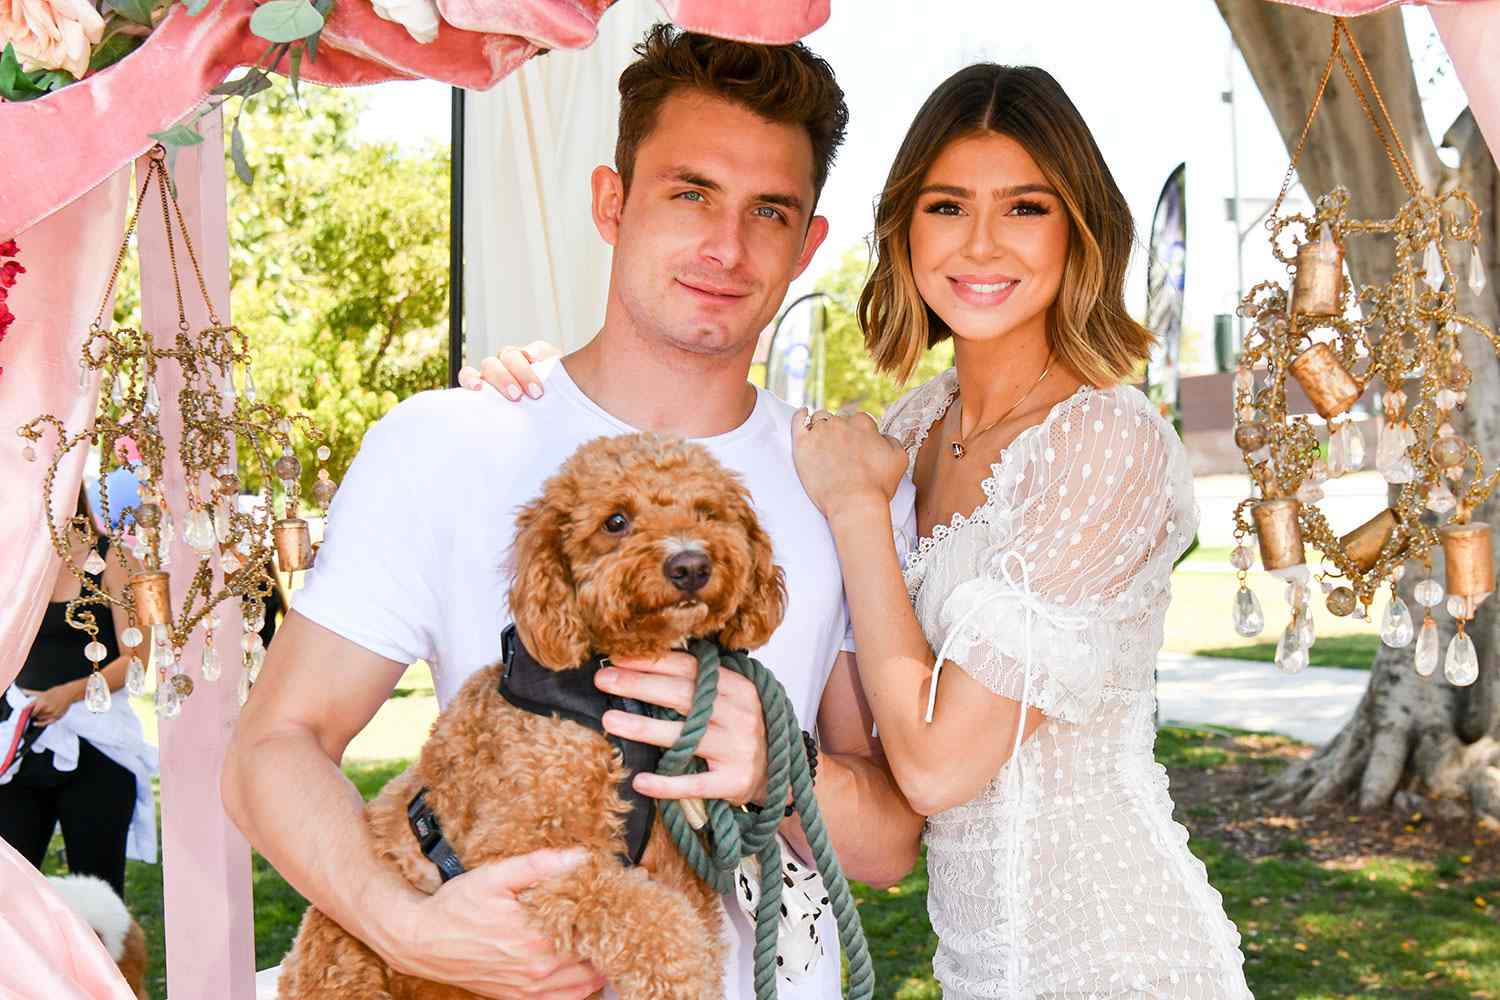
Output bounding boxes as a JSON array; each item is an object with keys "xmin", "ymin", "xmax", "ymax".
[
  {"xmin": 778, "ymin": 651, "xmax": 923, "ymax": 890},
  {"xmin": 222, "ymin": 611, "xmax": 605, "ymax": 1000}
]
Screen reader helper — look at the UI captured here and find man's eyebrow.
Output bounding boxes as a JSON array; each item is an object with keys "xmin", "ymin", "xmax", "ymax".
[
  {"xmin": 916, "ymin": 182, "xmax": 1059, "ymax": 200},
  {"xmin": 661, "ymin": 167, "xmax": 805, "ymax": 214}
]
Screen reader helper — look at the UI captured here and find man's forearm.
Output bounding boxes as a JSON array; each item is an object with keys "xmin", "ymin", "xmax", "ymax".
[
  {"xmin": 779, "ymin": 750, "xmax": 922, "ymax": 890},
  {"xmin": 223, "ymin": 725, "xmax": 421, "ymax": 963}
]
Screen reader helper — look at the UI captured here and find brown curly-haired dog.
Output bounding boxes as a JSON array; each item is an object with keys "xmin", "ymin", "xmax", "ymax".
[{"xmin": 278, "ymin": 433, "xmax": 787, "ymax": 1000}]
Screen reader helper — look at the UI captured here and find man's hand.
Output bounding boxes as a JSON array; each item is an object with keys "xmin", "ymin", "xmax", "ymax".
[
  {"xmin": 29, "ymin": 682, "xmax": 80, "ymax": 726},
  {"xmin": 597, "ymin": 652, "xmax": 770, "ymax": 807},
  {"xmin": 387, "ymin": 848, "xmax": 608, "ymax": 999}
]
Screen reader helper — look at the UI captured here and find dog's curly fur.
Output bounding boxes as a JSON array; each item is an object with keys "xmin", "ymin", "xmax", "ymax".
[{"xmin": 278, "ymin": 433, "xmax": 787, "ymax": 1000}]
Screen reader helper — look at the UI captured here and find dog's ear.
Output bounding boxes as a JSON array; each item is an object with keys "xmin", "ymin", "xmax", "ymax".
[
  {"xmin": 718, "ymin": 492, "xmax": 786, "ymax": 652},
  {"xmin": 508, "ymin": 497, "xmax": 590, "ymax": 668}
]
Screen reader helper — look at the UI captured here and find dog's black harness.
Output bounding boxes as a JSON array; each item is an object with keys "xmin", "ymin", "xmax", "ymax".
[{"xmin": 406, "ymin": 625, "xmax": 665, "ymax": 882}]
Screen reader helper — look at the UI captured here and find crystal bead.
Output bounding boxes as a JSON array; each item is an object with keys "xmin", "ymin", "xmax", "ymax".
[
  {"xmin": 1414, "ymin": 619, "xmax": 1440, "ymax": 676},
  {"xmin": 277, "ymin": 418, "xmax": 292, "ymax": 436},
  {"xmin": 1447, "ymin": 594, "xmax": 1474, "ymax": 620},
  {"xmin": 237, "ymin": 669, "xmax": 251, "ymax": 707},
  {"xmin": 84, "ymin": 640, "xmax": 108, "ymax": 663},
  {"xmin": 159, "ymin": 509, "xmax": 175, "ymax": 545},
  {"xmin": 1275, "ymin": 626, "xmax": 1308, "ymax": 674},
  {"xmin": 214, "ymin": 505, "xmax": 232, "ymax": 543},
  {"xmin": 1346, "ymin": 422, "xmax": 1366, "ymax": 470},
  {"xmin": 1296, "ymin": 613, "xmax": 1315, "ymax": 650},
  {"xmin": 241, "ymin": 630, "xmax": 264, "ymax": 654},
  {"xmin": 1432, "ymin": 435, "xmax": 1467, "ymax": 469},
  {"xmin": 1380, "ymin": 597, "xmax": 1414, "ymax": 648},
  {"xmin": 82, "ymin": 549, "xmax": 106, "ymax": 575},
  {"xmin": 246, "ymin": 644, "xmax": 265, "ymax": 683},
  {"xmin": 1350, "ymin": 602, "xmax": 1367, "ymax": 621},
  {"xmin": 1445, "ymin": 632, "xmax": 1479, "ymax": 686},
  {"xmin": 316, "ymin": 445, "xmax": 331, "ymax": 462},
  {"xmin": 151, "ymin": 622, "xmax": 168, "ymax": 644},
  {"xmin": 313, "ymin": 479, "xmax": 337, "ymax": 507},
  {"xmin": 110, "ymin": 376, "xmax": 125, "ymax": 407},
  {"xmin": 185, "ymin": 509, "xmax": 216, "ymax": 553},
  {"xmin": 221, "ymin": 551, "xmax": 241, "ymax": 575},
  {"xmin": 244, "ymin": 369, "xmax": 257, "ymax": 401},
  {"xmin": 1297, "ymin": 480, "xmax": 1326, "ymax": 504},
  {"xmin": 144, "ymin": 380, "xmax": 161, "ymax": 416},
  {"xmin": 84, "ymin": 671, "xmax": 111, "ymax": 713},
  {"xmin": 1308, "ymin": 457, "xmax": 1330, "ymax": 485},
  {"xmin": 201, "ymin": 642, "xmax": 221, "ymax": 682},
  {"xmin": 1230, "ymin": 545, "xmax": 1254, "ymax": 571},
  {"xmin": 78, "ymin": 362, "xmax": 89, "ymax": 391},
  {"xmin": 1328, "ymin": 425, "xmax": 1348, "ymax": 477},
  {"xmin": 1286, "ymin": 580, "xmax": 1311, "ymax": 609},
  {"xmin": 1426, "ymin": 483, "xmax": 1457, "ymax": 515},
  {"xmin": 1470, "ymin": 245, "xmax": 1487, "ymax": 294},
  {"xmin": 1376, "ymin": 422, "xmax": 1414, "ymax": 483},
  {"xmin": 1234, "ymin": 422, "xmax": 1268, "ymax": 452},
  {"xmin": 126, "ymin": 656, "xmax": 147, "ymax": 695},
  {"xmin": 1393, "ymin": 564, "xmax": 1406, "ymax": 582},
  {"xmin": 218, "ymin": 470, "xmax": 241, "ymax": 495},
  {"xmin": 1436, "ymin": 387, "xmax": 1460, "ymax": 411},
  {"xmin": 243, "ymin": 602, "xmax": 266, "ymax": 634},
  {"xmin": 1423, "ymin": 240, "xmax": 1444, "ymax": 290},
  {"xmin": 274, "ymin": 454, "xmax": 302, "ymax": 481},
  {"xmin": 21, "ymin": 445, "xmax": 35, "ymax": 462},
  {"xmin": 1234, "ymin": 367, "xmax": 1254, "ymax": 395},
  {"xmin": 1327, "ymin": 586, "xmax": 1357, "ymax": 616},
  {"xmin": 1232, "ymin": 587, "xmax": 1265, "ymax": 638},
  {"xmin": 170, "ymin": 673, "xmax": 193, "ymax": 699},
  {"xmin": 155, "ymin": 681, "xmax": 181, "ymax": 719},
  {"xmin": 121, "ymin": 626, "xmax": 143, "ymax": 649}
]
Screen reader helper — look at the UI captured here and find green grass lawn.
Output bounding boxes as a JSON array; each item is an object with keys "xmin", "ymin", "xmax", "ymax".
[{"xmin": 44, "ymin": 727, "xmax": 1500, "ymax": 999}]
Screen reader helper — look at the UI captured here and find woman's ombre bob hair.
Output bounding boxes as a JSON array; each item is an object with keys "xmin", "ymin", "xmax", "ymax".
[{"xmin": 859, "ymin": 64, "xmax": 1153, "ymax": 386}]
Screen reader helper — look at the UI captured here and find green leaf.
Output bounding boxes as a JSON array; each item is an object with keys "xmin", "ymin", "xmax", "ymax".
[
  {"xmin": 104, "ymin": 0, "xmax": 155, "ymax": 27},
  {"xmin": 211, "ymin": 69, "xmax": 272, "ymax": 98},
  {"xmin": 305, "ymin": 0, "xmax": 333, "ymax": 61},
  {"xmin": 149, "ymin": 123, "xmax": 205, "ymax": 147},
  {"xmin": 32, "ymin": 69, "xmax": 75, "ymax": 92},
  {"xmin": 183, "ymin": 0, "xmax": 212, "ymax": 14},
  {"xmin": 0, "ymin": 44, "xmax": 48, "ymax": 101},
  {"xmin": 288, "ymin": 46, "xmax": 302, "ymax": 101},
  {"xmin": 249, "ymin": 0, "xmax": 324, "ymax": 44},
  {"xmin": 230, "ymin": 121, "xmax": 254, "ymax": 186},
  {"xmin": 88, "ymin": 31, "xmax": 146, "ymax": 72}
]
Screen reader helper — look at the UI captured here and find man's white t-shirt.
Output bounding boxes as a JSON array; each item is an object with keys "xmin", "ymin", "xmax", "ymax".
[{"xmin": 294, "ymin": 357, "xmax": 914, "ymax": 1000}]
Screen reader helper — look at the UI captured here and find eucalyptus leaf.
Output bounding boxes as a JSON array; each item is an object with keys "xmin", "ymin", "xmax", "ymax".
[
  {"xmin": 149, "ymin": 123, "xmax": 205, "ymax": 147},
  {"xmin": 104, "ymin": 0, "xmax": 155, "ymax": 27},
  {"xmin": 305, "ymin": 0, "xmax": 333, "ymax": 61},
  {"xmin": 289, "ymin": 47, "xmax": 302, "ymax": 101},
  {"xmin": 211, "ymin": 69, "xmax": 272, "ymax": 98},
  {"xmin": 184, "ymin": 0, "xmax": 212, "ymax": 14},
  {"xmin": 249, "ymin": 0, "xmax": 324, "ymax": 44},
  {"xmin": 33, "ymin": 70, "xmax": 75, "ymax": 92},
  {"xmin": 89, "ymin": 31, "xmax": 145, "ymax": 72},
  {"xmin": 230, "ymin": 121, "xmax": 254, "ymax": 186},
  {"xmin": 0, "ymin": 44, "xmax": 47, "ymax": 101}
]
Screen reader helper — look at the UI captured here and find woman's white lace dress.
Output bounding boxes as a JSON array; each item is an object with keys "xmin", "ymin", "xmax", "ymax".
[{"xmin": 881, "ymin": 370, "xmax": 1252, "ymax": 999}]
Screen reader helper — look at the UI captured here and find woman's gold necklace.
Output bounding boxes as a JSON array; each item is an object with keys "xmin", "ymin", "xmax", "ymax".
[{"xmin": 950, "ymin": 355, "xmax": 1055, "ymax": 460}]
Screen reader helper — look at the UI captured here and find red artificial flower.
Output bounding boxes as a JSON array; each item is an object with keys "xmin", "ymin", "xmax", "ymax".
[
  {"xmin": 0, "ymin": 240, "xmax": 17, "ymax": 256},
  {"xmin": 0, "ymin": 260, "xmax": 23, "ymax": 288}
]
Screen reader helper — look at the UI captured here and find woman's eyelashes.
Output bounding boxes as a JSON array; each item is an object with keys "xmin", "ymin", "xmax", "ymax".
[{"xmin": 920, "ymin": 198, "xmax": 1053, "ymax": 218}]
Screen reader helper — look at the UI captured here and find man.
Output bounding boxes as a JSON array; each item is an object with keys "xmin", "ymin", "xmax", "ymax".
[{"xmin": 222, "ymin": 25, "xmax": 923, "ymax": 1000}]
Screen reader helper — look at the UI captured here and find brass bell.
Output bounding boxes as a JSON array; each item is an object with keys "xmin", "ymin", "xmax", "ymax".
[
  {"xmin": 273, "ymin": 517, "xmax": 314, "ymax": 572},
  {"xmin": 1289, "ymin": 342, "xmax": 1362, "ymax": 421},
  {"xmin": 129, "ymin": 571, "xmax": 172, "ymax": 627},
  {"xmin": 1291, "ymin": 223, "xmax": 1344, "ymax": 318},
  {"xmin": 1340, "ymin": 508, "xmax": 1399, "ymax": 573},
  {"xmin": 1441, "ymin": 522, "xmax": 1495, "ymax": 600},
  {"xmin": 1253, "ymin": 498, "xmax": 1306, "ymax": 574}
]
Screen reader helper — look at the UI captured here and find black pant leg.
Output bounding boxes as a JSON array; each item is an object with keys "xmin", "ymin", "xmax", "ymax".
[
  {"xmin": 0, "ymin": 766, "xmax": 61, "ymax": 871},
  {"xmin": 55, "ymin": 739, "xmax": 136, "ymax": 899}
]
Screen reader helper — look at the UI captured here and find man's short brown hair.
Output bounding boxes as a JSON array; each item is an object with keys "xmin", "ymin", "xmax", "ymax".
[{"xmin": 615, "ymin": 24, "xmax": 848, "ymax": 201}]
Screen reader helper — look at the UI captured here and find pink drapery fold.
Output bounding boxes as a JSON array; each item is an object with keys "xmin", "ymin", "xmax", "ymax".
[
  {"xmin": 1431, "ymin": 1, "xmax": 1500, "ymax": 164},
  {"xmin": 0, "ymin": 839, "xmax": 136, "ymax": 1000},
  {"xmin": 0, "ymin": 167, "xmax": 130, "ymax": 696},
  {"xmin": 1269, "ymin": 0, "xmax": 1470, "ymax": 12},
  {"xmin": 658, "ymin": 0, "xmax": 829, "ymax": 44}
]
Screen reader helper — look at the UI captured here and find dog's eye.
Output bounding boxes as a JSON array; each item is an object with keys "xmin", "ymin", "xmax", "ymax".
[
  {"xmin": 603, "ymin": 513, "xmax": 631, "ymax": 535},
  {"xmin": 694, "ymin": 503, "xmax": 718, "ymax": 522}
]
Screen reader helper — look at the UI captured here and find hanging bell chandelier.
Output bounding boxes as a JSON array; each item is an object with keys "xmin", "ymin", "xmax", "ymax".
[
  {"xmin": 17, "ymin": 146, "xmax": 338, "ymax": 717},
  {"xmin": 1229, "ymin": 20, "xmax": 1497, "ymax": 686}
]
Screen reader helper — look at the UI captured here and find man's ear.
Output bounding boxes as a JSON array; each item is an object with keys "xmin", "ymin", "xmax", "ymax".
[
  {"xmin": 592, "ymin": 165, "xmax": 626, "ymax": 247},
  {"xmin": 790, "ymin": 214, "xmax": 831, "ymax": 281}
]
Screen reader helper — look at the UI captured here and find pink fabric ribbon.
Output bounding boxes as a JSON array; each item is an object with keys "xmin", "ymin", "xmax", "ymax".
[{"xmin": 0, "ymin": 839, "xmax": 136, "ymax": 1000}]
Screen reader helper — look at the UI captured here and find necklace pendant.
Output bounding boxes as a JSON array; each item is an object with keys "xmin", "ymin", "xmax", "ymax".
[{"xmin": 951, "ymin": 442, "xmax": 966, "ymax": 460}]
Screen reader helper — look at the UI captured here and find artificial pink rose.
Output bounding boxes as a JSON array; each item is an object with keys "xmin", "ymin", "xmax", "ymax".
[{"xmin": 0, "ymin": 0, "xmax": 106, "ymax": 80}]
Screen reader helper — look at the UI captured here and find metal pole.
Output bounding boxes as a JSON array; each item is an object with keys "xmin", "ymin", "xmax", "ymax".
[{"xmin": 448, "ymin": 86, "xmax": 466, "ymax": 388}]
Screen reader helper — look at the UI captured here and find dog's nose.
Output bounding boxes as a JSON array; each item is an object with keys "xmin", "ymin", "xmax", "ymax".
[{"xmin": 664, "ymin": 551, "xmax": 712, "ymax": 593}]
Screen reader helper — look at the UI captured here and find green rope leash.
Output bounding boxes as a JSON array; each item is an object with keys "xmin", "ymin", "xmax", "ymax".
[{"xmin": 646, "ymin": 640, "xmax": 875, "ymax": 1000}]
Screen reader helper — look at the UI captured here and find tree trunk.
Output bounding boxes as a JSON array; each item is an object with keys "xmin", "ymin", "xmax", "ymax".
[{"xmin": 1214, "ymin": 2, "xmax": 1500, "ymax": 820}]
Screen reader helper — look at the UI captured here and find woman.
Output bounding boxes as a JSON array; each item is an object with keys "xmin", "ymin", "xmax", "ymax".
[
  {"xmin": 0, "ymin": 488, "xmax": 158, "ymax": 898},
  {"xmin": 466, "ymin": 64, "xmax": 1249, "ymax": 998}
]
